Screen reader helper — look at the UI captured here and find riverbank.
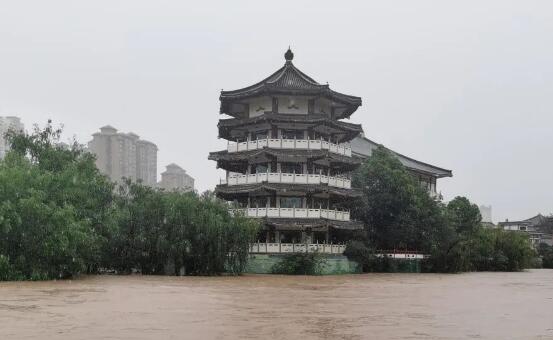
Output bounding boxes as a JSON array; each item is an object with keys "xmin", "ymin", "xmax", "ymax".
[{"xmin": 1, "ymin": 270, "xmax": 552, "ymax": 339}]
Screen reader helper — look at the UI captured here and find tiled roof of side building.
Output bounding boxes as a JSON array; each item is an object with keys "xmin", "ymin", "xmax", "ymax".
[{"xmin": 351, "ymin": 135, "xmax": 453, "ymax": 178}]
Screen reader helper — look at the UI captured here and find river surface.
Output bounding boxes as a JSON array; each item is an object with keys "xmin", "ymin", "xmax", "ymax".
[{"xmin": 1, "ymin": 270, "xmax": 552, "ymax": 339}]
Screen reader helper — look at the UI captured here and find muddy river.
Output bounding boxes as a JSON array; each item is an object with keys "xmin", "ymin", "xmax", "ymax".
[{"xmin": 1, "ymin": 270, "xmax": 552, "ymax": 339}]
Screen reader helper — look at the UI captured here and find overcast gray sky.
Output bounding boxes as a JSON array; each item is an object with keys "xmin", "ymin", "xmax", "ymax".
[{"xmin": 1, "ymin": 0, "xmax": 552, "ymax": 222}]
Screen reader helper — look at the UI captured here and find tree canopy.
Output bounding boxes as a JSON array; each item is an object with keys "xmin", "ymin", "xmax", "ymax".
[
  {"xmin": 0, "ymin": 122, "xmax": 259, "ymax": 280},
  {"xmin": 351, "ymin": 145, "xmax": 449, "ymax": 252},
  {"xmin": 0, "ymin": 121, "xmax": 115, "ymax": 279},
  {"xmin": 349, "ymin": 145, "xmax": 535, "ymax": 273}
]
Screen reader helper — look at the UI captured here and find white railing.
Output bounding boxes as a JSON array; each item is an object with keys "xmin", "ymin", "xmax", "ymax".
[
  {"xmin": 222, "ymin": 173, "xmax": 351, "ymax": 189},
  {"xmin": 249, "ymin": 242, "xmax": 347, "ymax": 254},
  {"xmin": 232, "ymin": 207, "xmax": 350, "ymax": 222},
  {"xmin": 227, "ymin": 138, "xmax": 352, "ymax": 157},
  {"xmin": 375, "ymin": 253, "xmax": 428, "ymax": 260}
]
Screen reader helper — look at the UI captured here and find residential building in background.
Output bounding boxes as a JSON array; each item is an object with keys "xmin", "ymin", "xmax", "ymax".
[
  {"xmin": 0, "ymin": 116, "xmax": 24, "ymax": 159},
  {"xmin": 88, "ymin": 125, "xmax": 157, "ymax": 186},
  {"xmin": 498, "ymin": 214, "xmax": 553, "ymax": 247},
  {"xmin": 158, "ymin": 163, "xmax": 194, "ymax": 192},
  {"xmin": 137, "ymin": 139, "xmax": 158, "ymax": 187}
]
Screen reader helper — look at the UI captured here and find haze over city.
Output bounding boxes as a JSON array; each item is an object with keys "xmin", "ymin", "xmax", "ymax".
[{"xmin": 1, "ymin": 1, "xmax": 552, "ymax": 222}]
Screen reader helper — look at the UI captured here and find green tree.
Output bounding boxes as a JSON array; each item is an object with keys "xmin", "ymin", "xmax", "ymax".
[
  {"xmin": 351, "ymin": 146, "xmax": 447, "ymax": 252},
  {"xmin": 537, "ymin": 243, "xmax": 553, "ymax": 268},
  {"xmin": 0, "ymin": 121, "xmax": 115, "ymax": 280},
  {"xmin": 446, "ymin": 197, "xmax": 482, "ymax": 235},
  {"xmin": 271, "ymin": 252, "xmax": 326, "ymax": 275},
  {"xmin": 109, "ymin": 181, "xmax": 259, "ymax": 276},
  {"xmin": 349, "ymin": 146, "xmax": 533, "ymax": 273}
]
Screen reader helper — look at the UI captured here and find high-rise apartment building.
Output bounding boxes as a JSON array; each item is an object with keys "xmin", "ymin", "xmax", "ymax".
[
  {"xmin": 137, "ymin": 140, "xmax": 158, "ymax": 187},
  {"xmin": 158, "ymin": 163, "xmax": 194, "ymax": 192},
  {"xmin": 0, "ymin": 116, "xmax": 24, "ymax": 159},
  {"xmin": 479, "ymin": 205, "xmax": 493, "ymax": 224},
  {"xmin": 88, "ymin": 125, "xmax": 158, "ymax": 186}
]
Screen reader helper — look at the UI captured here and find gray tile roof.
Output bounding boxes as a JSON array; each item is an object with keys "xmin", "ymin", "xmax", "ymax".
[
  {"xmin": 220, "ymin": 54, "xmax": 361, "ymax": 117},
  {"xmin": 351, "ymin": 135, "xmax": 453, "ymax": 178}
]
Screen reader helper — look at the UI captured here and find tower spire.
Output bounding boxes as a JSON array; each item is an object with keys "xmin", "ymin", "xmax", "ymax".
[{"xmin": 284, "ymin": 47, "xmax": 294, "ymax": 62}]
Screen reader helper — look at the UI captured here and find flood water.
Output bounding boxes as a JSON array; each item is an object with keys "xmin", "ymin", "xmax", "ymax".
[{"xmin": 1, "ymin": 270, "xmax": 552, "ymax": 339}]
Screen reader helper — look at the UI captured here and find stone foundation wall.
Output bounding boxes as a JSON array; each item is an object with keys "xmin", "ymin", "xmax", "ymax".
[{"xmin": 245, "ymin": 254, "xmax": 361, "ymax": 275}]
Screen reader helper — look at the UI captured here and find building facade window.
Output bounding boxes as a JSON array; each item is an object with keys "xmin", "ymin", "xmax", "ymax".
[
  {"xmin": 281, "ymin": 129, "xmax": 304, "ymax": 140},
  {"xmin": 250, "ymin": 196, "xmax": 268, "ymax": 208},
  {"xmin": 251, "ymin": 163, "xmax": 268, "ymax": 174},
  {"xmin": 281, "ymin": 162, "xmax": 303, "ymax": 174},
  {"xmin": 279, "ymin": 197, "xmax": 303, "ymax": 209},
  {"xmin": 253, "ymin": 130, "xmax": 269, "ymax": 140}
]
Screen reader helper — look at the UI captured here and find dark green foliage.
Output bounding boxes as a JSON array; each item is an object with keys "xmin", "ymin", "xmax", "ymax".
[
  {"xmin": 344, "ymin": 241, "xmax": 421, "ymax": 272},
  {"xmin": 350, "ymin": 146, "xmax": 535, "ymax": 273},
  {"xmin": 351, "ymin": 146, "xmax": 449, "ymax": 252},
  {"xmin": 343, "ymin": 241, "xmax": 374, "ymax": 272},
  {"xmin": 446, "ymin": 197, "xmax": 482, "ymax": 234},
  {"xmin": 271, "ymin": 252, "xmax": 326, "ymax": 275},
  {"xmin": 426, "ymin": 199, "xmax": 533, "ymax": 272},
  {"xmin": 0, "ymin": 121, "xmax": 259, "ymax": 280},
  {"xmin": 0, "ymin": 121, "xmax": 115, "ymax": 280},
  {"xmin": 108, "ymin": 182, "xmax": 259, "ymax": 276},
  {"xmin": 537, "ymin": 243, "xmax": 553, "ymax": 268},
  {"xmin": 428, "ymin": 228, "xmax": 535, "ymax": 272}
]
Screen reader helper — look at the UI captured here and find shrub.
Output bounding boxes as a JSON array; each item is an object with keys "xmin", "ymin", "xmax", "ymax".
[
  {"xmin": 538, "ymin": 243, "xmax": 553, "ymax": 269},
  {"xmin": 0, "ymin": 255, "xmax": 23, "ymax": 281},
  {"xmin": 271, "ymin": 252, "xmax": 326, "ymax": 275}
]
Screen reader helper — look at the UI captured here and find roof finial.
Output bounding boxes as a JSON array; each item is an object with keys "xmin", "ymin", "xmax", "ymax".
[{"xmin": 284, "ymin": 46, "xmax": 294, "ymax": 62}]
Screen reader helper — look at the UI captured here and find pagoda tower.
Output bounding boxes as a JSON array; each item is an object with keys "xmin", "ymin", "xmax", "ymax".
[{"xmin": 209, "ymin": 49, "xmax": 363, "ymax": 253}]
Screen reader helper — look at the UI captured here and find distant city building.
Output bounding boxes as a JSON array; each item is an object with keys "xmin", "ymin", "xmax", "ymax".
[
  {"xmin": 498, "ymin": 214, "xmax": 553, "ymax": 247},
  {"xmin": 0, "ymin": 116, "xmax": 24, "ymax": 159},
  {"xmin": 479, "ymin": 205, "xmax": 493, "ymax": 224},
  {"xmin": 158, "ymin": 163, "xmax": 194, "ymax": 192},
  {"xmin": 351, "ymin": 134, "xmax": 452, "ymax": 197},
  {"xmin": 137, "ymin": 139, "xmax": 158, "ymax": 187},
  {"xmin": 88, "ymin": 125, "xmax": 158, "ymax": 186}
]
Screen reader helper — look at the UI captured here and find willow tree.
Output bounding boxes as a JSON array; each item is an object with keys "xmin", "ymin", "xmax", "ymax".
[{"xmin": 110, "ymin": 183, "xmax": 259, "ymax": 276}]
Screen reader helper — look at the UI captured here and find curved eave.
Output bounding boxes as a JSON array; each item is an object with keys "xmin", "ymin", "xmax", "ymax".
[
  {"xmin": 220, "ymin": 90, "xmax": 361, "ymax": 119},
  {"xmin": 215, "ymin": 183, "xmax": 361, "ymax": 199},
  {"xmin": 264, "ymin": 218, "xmax": 364, "ymax": 231},
  {"xmin": 209, "ymin": 149, "xmax": 361, "ymax": 172},
  {"xmin": 220, "ymin": 87, "xmax": 361, "ymax": 106},
  {"xmin": 219, "ymin": 61, "xmax": 361, "ymax": 119},
  {"xmin": 218, "ymin": 113, "xmax": 363, "ymax": 142}
]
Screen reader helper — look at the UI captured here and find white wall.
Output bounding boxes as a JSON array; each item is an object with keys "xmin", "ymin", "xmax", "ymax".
[
  {"xmin": 248, "ymin": 96, "xmax": 272, "ymax": 118},
  {"xmin": 277, "ymin": 96, "xmax": 308, "ymax": 115}
]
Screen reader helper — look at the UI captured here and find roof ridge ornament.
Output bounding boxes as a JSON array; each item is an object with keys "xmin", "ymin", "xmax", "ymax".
[{"xmin": 284, "ymin": 47, "xmax": 294, "ymax": 62}]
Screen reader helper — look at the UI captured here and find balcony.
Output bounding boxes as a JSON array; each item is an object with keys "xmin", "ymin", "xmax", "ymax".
[
  {"xmin": 248, "ymin": 243, "xmax": 430, "ymax": 258},
  {"xmin": 221, "ymin": 173, "xmax": 351, "ymax": 189},
  {"xmin": 249, "ymin": 242, "xmax": 346, "ymax": 255},
  {"xmin": 232, "ymin": 207, "xmax": 350, "ymax": 222},
  {"xmin": 227, "ymin": 138, "xmax": 352, "ymax": 157}
]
